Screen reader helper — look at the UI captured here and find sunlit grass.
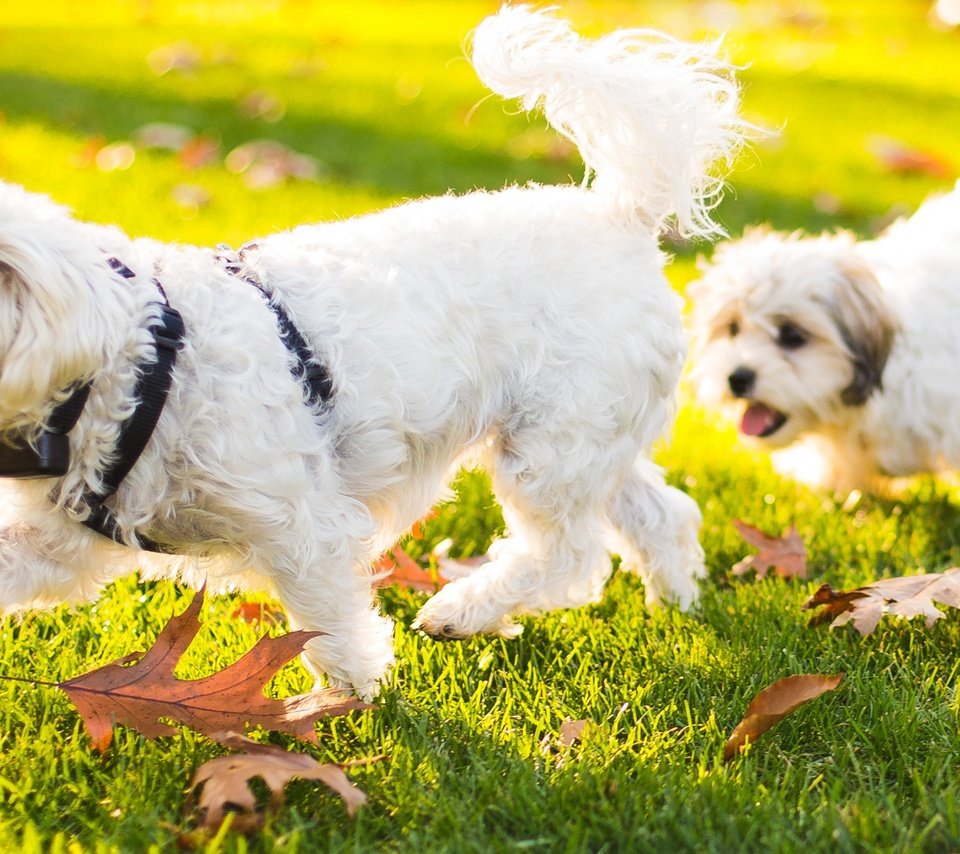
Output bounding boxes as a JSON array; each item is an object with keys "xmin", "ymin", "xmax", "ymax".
[{"xmin": 1, "ymin": 1, "xmax": 960, "ymax": 851}]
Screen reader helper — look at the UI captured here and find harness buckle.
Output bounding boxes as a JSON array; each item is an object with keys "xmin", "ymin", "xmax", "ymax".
[{"xmin": 0, "ymin": 432, "xmax": 71, "ymax": 478}]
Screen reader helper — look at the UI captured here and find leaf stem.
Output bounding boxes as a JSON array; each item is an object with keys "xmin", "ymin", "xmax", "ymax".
[{"xmin": 0, "ymin": 673, "xmax": 60, "ymax": 688}]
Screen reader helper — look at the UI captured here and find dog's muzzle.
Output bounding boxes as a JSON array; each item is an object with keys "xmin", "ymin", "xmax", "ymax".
[{"xmin": 728, "ymin": 366, "xmax": 756, "ymax": 398}]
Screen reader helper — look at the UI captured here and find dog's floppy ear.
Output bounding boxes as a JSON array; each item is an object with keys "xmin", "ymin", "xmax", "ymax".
[
  {"xmin": 828, "ymin": 254, "xmax": 897, "ymax": 406},
  {"xmin": 0, "ymin": 253, "xmax": 86, "ymax": 415}
]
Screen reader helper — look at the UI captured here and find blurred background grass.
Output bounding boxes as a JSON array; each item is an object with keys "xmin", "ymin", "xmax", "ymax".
[
  {"xmin": 2, "ymin": 1, "xmax": 960, "ymax": 851},
  {"xmin": 2, "ymin": 0, "xmax": 957, "ymax": 244}
]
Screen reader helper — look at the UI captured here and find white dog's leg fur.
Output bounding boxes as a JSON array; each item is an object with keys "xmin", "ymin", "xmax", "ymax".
[
  {"xmin": 606, "ymin": 459, "xmax": 705, "ymax": 609},
  {"xmin": 415, "ymin": 428, "xmax": 706, "ymax": 637},
  {"xmin": 416, "ymin": 431, "xmax": 634, "ymax": 638},
  {"xmin": 197, "ymin": 465, "xmax": 396, "ymax": 697},
  {"xmin": 0, "ymin": 525, "xmax": 106, "ymax": 613},
  {"xmin": 0, "ymin": 490, "xmax": 144, "ymax": 613},
  {"xmin": 261, "ymin": 522, "xmax": 396, "ymax": 698}
]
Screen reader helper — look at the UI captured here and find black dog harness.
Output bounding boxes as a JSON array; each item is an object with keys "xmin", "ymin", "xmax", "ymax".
[
  {"xmin": 0, "ymin": 252, "xmax": 332, "ymax": 554},
  {"xmin": 216, "ymin": 244, "xmax": 334, "ymax": 406}
]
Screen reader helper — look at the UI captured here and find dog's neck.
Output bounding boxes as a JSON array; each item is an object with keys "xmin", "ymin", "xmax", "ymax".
[{"xmin": 37, "ymin": 251, "xmax": 179, "ymax": 513}]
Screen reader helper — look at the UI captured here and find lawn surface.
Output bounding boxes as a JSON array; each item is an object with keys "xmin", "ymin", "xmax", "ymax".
[{"xmin": 2, "ymin": 1, "xmax": 960, "ymax": 851}]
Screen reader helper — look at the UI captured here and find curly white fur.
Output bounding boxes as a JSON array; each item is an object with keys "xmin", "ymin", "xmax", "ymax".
[
  {"xmin": 0, "ymin": 5, "xmax": 742, "ymax": 697},
  {"xmin": 690, "ymin": 182, "xmax": 960, "ymax": 493}
]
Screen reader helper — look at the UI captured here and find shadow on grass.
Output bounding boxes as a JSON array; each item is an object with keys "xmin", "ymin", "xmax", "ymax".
[
  {"xmin": 2, "ymin": 60, "xmax": 956, "ymax": 248},
  {"xmin": 0, "ymin": 68, "xmax": 578, "ymax": 199}
]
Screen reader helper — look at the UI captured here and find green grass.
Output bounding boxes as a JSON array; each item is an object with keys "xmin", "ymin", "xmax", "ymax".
[{"xmin": 1, "ymin": 1, "xmax": 960, "ymax": 850}]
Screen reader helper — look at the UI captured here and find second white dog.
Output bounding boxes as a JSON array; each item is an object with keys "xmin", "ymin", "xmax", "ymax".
[
  {"xmin": 0, "ymin": 5, "xmax": 743, "ymax": 696},
  {"xmin": 691, "ymin": 182, "xmax": 960, "ymax": 493}
]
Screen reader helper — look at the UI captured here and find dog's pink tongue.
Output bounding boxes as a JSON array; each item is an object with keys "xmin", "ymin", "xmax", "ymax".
[{"xmin": 740, "ymin": 403, "xmax": 778, "ymax": 437}]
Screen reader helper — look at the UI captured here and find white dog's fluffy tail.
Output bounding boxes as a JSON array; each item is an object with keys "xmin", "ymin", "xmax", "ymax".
[{"xmin": 471, "ymin": 4, "xmax": 744, "ymax": 237}]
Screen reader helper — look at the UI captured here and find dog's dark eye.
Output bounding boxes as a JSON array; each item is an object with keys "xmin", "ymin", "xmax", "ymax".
[
  {"xmin": 728, "ymin": 319, "xmax": 740, "ymax": 338},
  {"xmin": 776, "ymin": 322, "xmax": 808, "ymax": 350}
]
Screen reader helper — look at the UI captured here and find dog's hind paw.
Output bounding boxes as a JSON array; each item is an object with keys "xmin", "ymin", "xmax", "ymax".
[{"xmin": 413, "ymin": 586, "xmax": 523, "ymax": 641}]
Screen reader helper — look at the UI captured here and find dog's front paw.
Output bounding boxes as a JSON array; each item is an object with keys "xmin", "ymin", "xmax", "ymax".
[
  {"xmin": 413, "ymin": 581, "xmax": 523, "ymax": 640},
  {"xmin": 641, "ymin": 541, "xmax": 704, "ymax": 611},
  {"xmin": 644, "ymin": 572, "xmax": 702, "ymax": 611},
  {"xmin": 300, "ymin": 611, "xmax": 395, "ymax": 702},
  {"xmin": 324, "ymin": 672, "xmax": 384, "ymax": 704}
]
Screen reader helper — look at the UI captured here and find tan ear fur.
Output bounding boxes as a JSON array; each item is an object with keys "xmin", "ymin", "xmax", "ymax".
[{"xmin": 828, "ymin": 255, "xmax": 897, "ymax": 406}]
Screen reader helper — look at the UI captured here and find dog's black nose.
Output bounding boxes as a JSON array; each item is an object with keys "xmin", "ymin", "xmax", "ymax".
[{"xmin": 728, "ymin": 366, "xmax": 756, "ymax": 397}]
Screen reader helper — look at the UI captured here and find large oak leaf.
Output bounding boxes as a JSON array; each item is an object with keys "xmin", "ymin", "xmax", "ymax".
[{"xmin": 58, "ymin": 588, "xmax": 367, "ymax": 752}]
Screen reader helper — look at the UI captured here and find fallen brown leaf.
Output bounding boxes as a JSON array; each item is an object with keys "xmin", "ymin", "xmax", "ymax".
[
  {"xmin": 802, "ymin": 568, "xmax": 960, "ymax": 635},
  {"xmin": 189, "ymin": 732, "xmax": 368, "ymax": 834},
  {"xmin": 238, "ymin": 90, "xmax": 286, "ymax": 123},
  {"xmin": 94, "ymin": 142, "xmax": 136, "ymax": 172},
  {"xmin": 732, "ymin": 520, "xmax": 807, "ymax": 580},
  {"xmin": 869, "ymin": 135, "xmax": 953, "ymax": 178},
  {"xmin": 58, "ymin": 587, "xmax": 367, "ymax": 752},
  {"xmin": 134, "ymin": 122, "xmax": 194, "ymax": 151},
  {"xmin": 373, "ymin": 545, "xmax": 446, "ymax": 593},
  {"xmin": 178, "ymin": 134, "xmax": 221, "ymax": 170},
  {"xmin": 71, "ymin": 135, "xmax": 108, "ymax": 168},
  {"xmin": 409, "ymin": 509, "xmax": 439, "ymax": 540},
  {"xmin": 724, "ymin": 673, "xmax": 844, "ymax": 762},
  {"xmin": 230, "ymin": 601, "xmax": 288, "ymax": 629},
  {"xmin": 171, "ymin": 184, "xmax": 212, "ymax": 214},
  {"xmin": 538, "ymin": 717, "xmax": 592, "ymax": 767},
  {"xmin": 224, "ymin": 140, "xmax": 319, "ymax": 189},
  {"xmin": 558, "ymin": 718, "xmax": 587, "ymax": 746},
  {"xmin": 147, "ymin": 42, "xmax": 202, "ymax": 76}
]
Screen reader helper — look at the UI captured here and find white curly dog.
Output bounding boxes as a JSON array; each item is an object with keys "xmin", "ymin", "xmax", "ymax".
[
  {"xmin": 0, "ymin": 6, "xmax": 743, "ymax": 697},
  {"xmin": 691, "ymin": 184, "xmax": 960, "ymax": 494}
]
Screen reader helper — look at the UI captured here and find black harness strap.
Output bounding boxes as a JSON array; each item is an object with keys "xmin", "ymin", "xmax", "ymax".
[
  {"xmin": 91, "ymin": 304, "xmax": 185, "ymax": 497},
  {"xmin": 1, "ymin": 249, "xmax": 328, "ymax": 556},
  {"xmin": 217, "ymin": 245, "xmax": 334, "ymax": 407},
  {"xmin": 0, "ymin": 385, "xmax": 91, "ymax": 478},
  {"xmin": 75, "ymin": 261, "xmax": 185, "ymax": 553},
  {"xmin": 254, "ymin": 284, "xmax": 334, "ymax": 407},
  {"xmin": 79, "ymin": 300, "xmax": 184, "ymax": 552}
]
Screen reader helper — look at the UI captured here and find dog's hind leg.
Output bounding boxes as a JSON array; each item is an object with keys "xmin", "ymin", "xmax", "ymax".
[
  {"xmin": 605, "ymin": 458, "xmax": 705, "ymax": 609},
  {"xmin": 414, "ymin": 432, "xmax": 626, "ymax": 639}
]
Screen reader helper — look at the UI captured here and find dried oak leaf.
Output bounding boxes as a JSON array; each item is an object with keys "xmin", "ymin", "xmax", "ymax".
[
  {"xmin": 724, "ymin": 673, "xmax": 844, "ymax": 762},
  {"xmin": 802, "ymin": 568, "xmax": 960, "ymax": 636},
  {"xmin": 189, "ymin": 732, "xmax": 368, "ymax": 834},
  {"xmin": 732, "ymin": 520, "xmax": 807, "ymax": 580},
  {"xmin": 409, "ymin": 509, "xmax": 439, "ymax": 540},
  {"xmin": 134, "ymin": 122, "xmax": 194, "ymax": 151},
  {"xmin": 178, "ymin": 134, "xmax": 221, "ymax": 170},
  {"xmin": 373, "ymin": 544, "xmax": 447, "ymax": 593},
  {"xmin": 230, "ymin": 601, "xmax": 287, "ymax": 629},
  {"xmin": 58, "ymin": 588, "xmax": 367, "ymax": 752}
]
